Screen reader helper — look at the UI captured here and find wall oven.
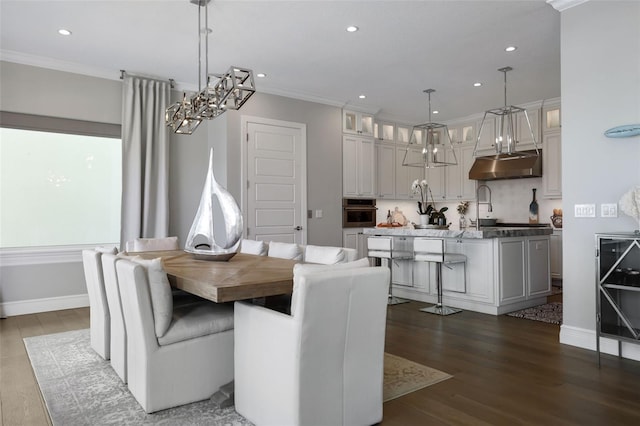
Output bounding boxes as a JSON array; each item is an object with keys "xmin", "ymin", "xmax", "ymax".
[{"xmin": 342, "ymin": 198, "xmax": 377, "ymax": 228}]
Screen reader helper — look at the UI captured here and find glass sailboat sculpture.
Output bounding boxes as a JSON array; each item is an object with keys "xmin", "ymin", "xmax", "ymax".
[{"xmin": 185, "ymin": 148, "xmax": 243, "ymax": 260}]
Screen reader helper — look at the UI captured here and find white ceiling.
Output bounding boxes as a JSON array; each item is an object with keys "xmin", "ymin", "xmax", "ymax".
[{"xmin": 0, "ymin": 0, "xmax": 561, "ymax": 123}]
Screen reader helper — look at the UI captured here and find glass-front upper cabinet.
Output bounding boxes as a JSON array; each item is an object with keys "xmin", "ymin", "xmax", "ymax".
[
  {"xmin": 374, "ymin": 121, "xmax": 395, "ymax": 142},
  {"xmin": 343, "ymin": 110, "xmax": 374, "ymax": 136},
  {"xmin": 448, "ymin": 122, "xmax": 476, "ymax": 145},
  {"xmin": 396, "ymin": 125, "xmax": 411, "ymax": 144},
  {"xmin": 543, "ymin": 100, "xmax": 561, "ymax": 131}
]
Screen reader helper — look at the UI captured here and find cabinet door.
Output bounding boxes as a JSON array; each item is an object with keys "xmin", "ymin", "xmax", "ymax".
[
  {"xmin": 459, "ymin": 144, "xmax": 476, "ymax": 200},
  {"xmin": 516, "ymin": 107, "xmax": 540, "ymax": 148},
  {"xmin": 343, "ymin": 136, "xmax": 359, "ymax": 196},
  {"xmin": 376, "ymin": 144, "xmax": 395, "ymax": 199},
  {"xmin": 396, "ymin": 125, "xmax": 411, "ymax": 144},
  {"xmin": 396, "ymin": 147, "xmax": 424, "ymax": 200},
  {"xmin": 443, "ymin": 239, "xmax": 495, "ymax": 302},
  {"xmin": 445, "ymin": 148, "xmax": 462, "ymax": 200},
  {"xmin": 527, "ymin": 237, "xmax": 551, "ymax": 296},
  {"xmin": 343, "ymin": 110, "xmax": 374, "ymax": 136},
  {"xmin": 550, "ymin": 231, "xmax": 563, "ymax": 279},
  {"xmin": 475, "ymin": 116, "xmax": 496, "ymax": 154},
  {"xmin": 343, "ymin": 229, "xmax": 360, "ymax": 251},
  {"xmin": 359, "ymin": 138, "xmax": 376, "ymax": 197},
  {"xmin": 498, "ymin": 238, "xmax": 527, "ymax": 303},
  {"xmin": 542, "ymin": 131, "xmax": 562, "ymax": 199},
  {"xmin": 426, "ymin": 164, "xmax": 445, "ymax": 200},
  {"xmin": 375, "ymin": 121, "xmax": 395, "ymax": 142}
]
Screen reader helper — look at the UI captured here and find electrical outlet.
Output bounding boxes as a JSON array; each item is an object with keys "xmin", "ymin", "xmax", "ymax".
[
  {"xmin": 601, "ymin": 203, "xmax": 618, "ymax": 218},
  {"xmin": 575, "ymin": 204, "xmax": 596, "ymax": 218}
]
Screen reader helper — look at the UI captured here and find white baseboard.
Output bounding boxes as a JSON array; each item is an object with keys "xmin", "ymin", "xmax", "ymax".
[
  {"xmin": 560, "ymin": 324, "xmax": 640, "ymax": 362},
  {"xmin": 1, "ymin": 294, "xmax": 89, "ymax": 317}
]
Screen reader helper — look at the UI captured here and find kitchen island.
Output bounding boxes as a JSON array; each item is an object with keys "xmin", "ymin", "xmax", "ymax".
[{"xmin": 363, "ymin": 226, "xmax": 553, "ymax": 315}]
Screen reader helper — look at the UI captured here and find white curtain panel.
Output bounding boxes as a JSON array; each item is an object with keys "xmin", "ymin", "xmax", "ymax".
[{"xmin": 120, "ymin": 75, "xmax": 171, "ymax": 250}]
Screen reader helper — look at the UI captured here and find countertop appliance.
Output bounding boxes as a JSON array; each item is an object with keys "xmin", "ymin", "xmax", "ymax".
[{"xmin": 343, "ymin": 198, "xmax": 377, "ymax": 228}]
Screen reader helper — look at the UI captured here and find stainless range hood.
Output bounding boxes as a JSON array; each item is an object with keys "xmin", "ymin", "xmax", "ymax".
[{"xmin": 468, "ymin": 150, "xmax": 542, "ymax": 180}]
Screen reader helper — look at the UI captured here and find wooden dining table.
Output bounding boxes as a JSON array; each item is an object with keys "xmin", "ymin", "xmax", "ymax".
[{"xmin": 131, "ymin": 250, "xmax": 300, "ymax": 303}]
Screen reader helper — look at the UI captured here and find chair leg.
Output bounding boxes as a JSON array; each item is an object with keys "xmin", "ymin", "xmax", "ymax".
[
  {"xmin": 420, "ymin": 262, "xmax": 461, "ymax": 315},
  {"xmin": 386, "ymin": 259, "xmax": 409, "ymax": 305}
]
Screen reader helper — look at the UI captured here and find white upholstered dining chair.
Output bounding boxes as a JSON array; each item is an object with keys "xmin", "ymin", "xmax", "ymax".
[
  {"xmin": 82, "ymin": 247, "xmax": 117, "ymax": 360},
  {"xmin": 115, "ymin": 257, "xmax": 234, "ymax": 413},
  {"xmin": 125, "ymin": 236, "xmax": 179, "ymax": 252},
  {"xmin": 234, "ymin": 261, "xmax": 389, "ymax": 426}
]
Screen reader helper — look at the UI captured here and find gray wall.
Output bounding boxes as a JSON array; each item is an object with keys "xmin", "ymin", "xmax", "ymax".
[
  {"xmin": 559, "ymin": 1, "xmax": 640, "ymax": 356},
  {"xmin": 0, "ymin": 61, "xmax": 344, "ymax": 312}
]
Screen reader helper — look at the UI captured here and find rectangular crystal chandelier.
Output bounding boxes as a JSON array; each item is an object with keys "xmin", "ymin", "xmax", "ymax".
[{"xmin": 165, "ymin": 0, "xmax": 255, "ymax": 135}]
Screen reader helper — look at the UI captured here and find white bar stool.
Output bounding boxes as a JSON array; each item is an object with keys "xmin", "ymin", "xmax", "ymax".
[
  {"xmin": 414, "ymin": 238, "xmax": 466, "ymax": 315},
  {"xmin": 367, "ymin": 236, "xmax": 412, "ymax": 305}
]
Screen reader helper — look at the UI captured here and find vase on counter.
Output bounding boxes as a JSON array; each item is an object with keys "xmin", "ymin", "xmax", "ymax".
[
  {"xmin": 529, "ymin": 188, "xmax": 539, "ymax": 224},
  {"xmin": 459, "ymin": 215, "xmax": 467, "ymax": 229},
  {"xmin": 419, "ymin": 214, "xmax": 429, "ymax": 226}
]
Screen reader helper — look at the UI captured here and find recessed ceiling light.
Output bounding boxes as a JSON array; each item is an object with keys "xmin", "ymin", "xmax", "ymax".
[
  {"xmin": 256, "ymin": 73, "xmax": 266, "ymax": 78},
  {"xmin": 505, "ymin": 46, "xmax": 517, "ymax": 52},
  {"xmin": 359, "ymin": 94, "xmax": 366, "ymax": 99},
  {"xmin": 473, "ymin": 82, "xmax": 482, "ymax": 87},
  {"xmin": 58, "ymin": 29, "xmax": 72, "ymax": 36},
  {"xmin": 433, "ymin": 110, "xmax": 439, "ymax": 114},
  {"xmin": 346, "ymin": 26, "xmax": 359, "ymax": 33}
]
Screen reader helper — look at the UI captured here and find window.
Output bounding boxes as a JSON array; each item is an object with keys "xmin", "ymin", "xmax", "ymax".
[{"xmin": 0, "ymin": 113, "xmax": 121, "ymax": 249}]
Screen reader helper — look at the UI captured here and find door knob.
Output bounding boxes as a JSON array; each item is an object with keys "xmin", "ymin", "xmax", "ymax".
[{"xmin": 294, "ymin": 226, "xmax": 303, "ymax": 231}]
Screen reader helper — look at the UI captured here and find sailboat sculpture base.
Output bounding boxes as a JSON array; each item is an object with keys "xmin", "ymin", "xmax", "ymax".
[{"xmin": 184, "ymin": 248, "xmax": 237, "ymax": 262}]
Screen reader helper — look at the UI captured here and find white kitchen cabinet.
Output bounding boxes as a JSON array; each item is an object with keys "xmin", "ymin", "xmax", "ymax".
[
  {"xmin": 515, "ymin": 107, "xmax": 540, "ymax": 149},
  {"xmin": 474, "ymin": 116, "xmax": 496, "ymax": 155},
  {"xmin": 527, "ymin": 236, "xmax": 551, "ymax": 297},
  {"xmin": 498, "ymin": 236, "xmax": 551, "ymax": 303},
  {"xmin": 443, "ymin": 238, "xmax": 495, "ymax": 303},
  {"xmin": 343, "ymin": 110, "xmax": 374, "ymax": 137},
  {"xmin": 542, "ymin": 130, "xmax": 562, "ymax": 199},
  {"xmin": 543, "ymin": 101, "xmax": 561, "ymax": 131},
  {"xmin": 374, "ymin": 121, "xmax": 395, "ymax": 142},
  {"xmin": 426, "ymin": 162, "xmax": 445, "ymax": 201},
  {"xmin": 342, "ymin": 228, "xmax": 368, "ymax": 260},
  {"xmin": 343, "ymin": 135, "xmax": 376, "ymax": 198},
  {"xmin": 376, "ymin": 143, "xmax": 395, "ymax": 199},
  {"xmin": 447, "ymin": 122, "xmax": 476, "ymax": 145},
  {"xmin": 395, "ymin": 146, "xmax": 424, "ymax": 200},
  {"xmin": 550, "ymin": 229, "xmax": 563, "ymax": 279},
  {"xmin": 396, "ymin": 125, "xmax": 411, "ymax": 144},
  {"xmin": 445, "ymin": 143, "xmax": 476, "ymax": 201},
  {"xmin": 498, "ymin": 238, "xmax": 527, "ymax": 304}
]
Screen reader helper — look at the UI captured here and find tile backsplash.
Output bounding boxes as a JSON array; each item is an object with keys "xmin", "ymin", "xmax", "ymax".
[{"xmin": 376, "ymin": 177, "xmax": 562, "ymax": 230}]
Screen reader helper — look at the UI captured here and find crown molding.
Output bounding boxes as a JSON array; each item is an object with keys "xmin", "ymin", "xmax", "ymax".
[{"xmin": 546, "ymin": 0, "xmax": 589, "ymax": 12}]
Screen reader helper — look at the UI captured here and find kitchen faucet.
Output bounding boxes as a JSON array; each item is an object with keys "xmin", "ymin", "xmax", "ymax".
[{"xmin": 476, "ymin": 184, "xmax": 493, "ymax": 230}]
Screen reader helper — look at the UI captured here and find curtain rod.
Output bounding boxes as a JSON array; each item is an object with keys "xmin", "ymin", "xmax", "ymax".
[{"xmin": 120, "ymin": 70, "xmax": 175, "ymax": 89}]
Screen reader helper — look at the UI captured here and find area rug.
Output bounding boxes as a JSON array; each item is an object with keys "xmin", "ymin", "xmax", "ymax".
[
  {"xmin": 383, "ymin": 352, "xmax": 452, "ymax": 401},
  {"xmin": 506, "ymin": 302, "xmax": 563, "ymax": 325},
  {"xmin": 24, "ymin": 329, "xmax": 451, "ymax": 425}
]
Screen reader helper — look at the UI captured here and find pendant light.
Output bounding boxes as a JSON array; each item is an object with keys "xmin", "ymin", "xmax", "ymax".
[
  {"xmin": 403, "ymin": 89, "xmax": 457, "ymax": 168},
  {"xmin": 166, "ymin": 0, "xmax": 255, "ymax": 135},
  {"xmin": 473, "ymin": 66, "xmax": 539, "ymax": 158}
]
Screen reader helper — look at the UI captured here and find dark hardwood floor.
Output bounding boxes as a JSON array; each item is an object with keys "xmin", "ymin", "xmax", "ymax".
[{"xmin": 2, "ymin": 302, "xmax": 640, "ymax": 425}]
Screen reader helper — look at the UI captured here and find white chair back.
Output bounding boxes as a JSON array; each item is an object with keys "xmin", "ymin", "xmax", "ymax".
[
  {"xmin": 126, "ymin": 236, "xmax": 179, "ymax": 252},
  {"xmin": 82, "ymin": 249, "xmax": 113, "ymax": 359},
  {"xmin": 234, "ymin": 265, "xmax": 390, "ymax": 426},
  {"xmin": 101, "ymin": 253, "xmax": 127, "ymax": 382},
  {"xmin": 239, "ymin": 239, "xmax": 268, "ymax": 256},
  {"xmin": 267, "ymin": 241, "xmax": 303, "ymax": 260}
]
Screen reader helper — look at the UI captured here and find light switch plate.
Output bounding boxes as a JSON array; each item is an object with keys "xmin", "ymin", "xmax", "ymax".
[
  {"xmin": 575, "ymin": 204, "xmax": 596, "ymax": 218},
  {"xmin": 315, "ymin": 209, "xmax": 323, "ymax": 218},
  {"xmin": 601, "ymin": 203, "xmax": 618, "ymax": 218}
]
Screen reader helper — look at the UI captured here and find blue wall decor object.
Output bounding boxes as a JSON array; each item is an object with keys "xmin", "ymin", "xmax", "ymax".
[{"xmin": 604, "ymin": 124, "xmax": 640, "ymax": 138}]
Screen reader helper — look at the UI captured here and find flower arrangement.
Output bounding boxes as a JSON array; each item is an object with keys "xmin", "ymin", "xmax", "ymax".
[
  {"xmin": 411, "ymin": 179, "xmax": 430, "ymax": 215},
  {"xmin": 457, "ymin": 201, "xmax": 469, "ymax": 215}
]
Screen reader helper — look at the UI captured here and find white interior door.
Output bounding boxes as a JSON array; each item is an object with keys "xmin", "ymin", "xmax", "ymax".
[{"xmin": 243, "ymin": 117, "xmax": 306, "ymax": 244}]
